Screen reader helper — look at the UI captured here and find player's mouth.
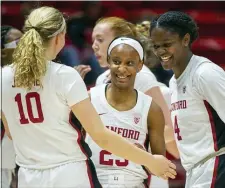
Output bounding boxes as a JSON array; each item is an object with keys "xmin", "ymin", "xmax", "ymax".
[
  {"xmin": 160, "ymin": 55, "xmax": 173, "ymax": 66},
  {"xmin": 116, "ymin": 74, "xmax": 131, "ymax": 83},
  {"xmin": 95, "ymin": 54, "xmax": 101, "ymax": 60},
  {"xmin": 161, "ymin": 55, "xmax": 172, "ymax": 62}
]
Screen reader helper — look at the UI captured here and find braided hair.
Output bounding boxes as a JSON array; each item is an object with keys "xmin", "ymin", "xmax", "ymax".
[
  {"xmin": 150, "ymin": 11, "xmax": 199, "ymax": 45},
  {"xmin": 1, "ymin": 25, "xmax": 13, "ymax": 49}
]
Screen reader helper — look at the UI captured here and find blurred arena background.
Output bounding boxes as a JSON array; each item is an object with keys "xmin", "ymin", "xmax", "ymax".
[{"xmin": 1, "ymin": 1, "xmax": 225, "ymax": 188}]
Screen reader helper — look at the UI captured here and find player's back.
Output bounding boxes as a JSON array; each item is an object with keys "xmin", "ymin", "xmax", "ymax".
[{"xmin": 2, "ymin": 62, "xmax": 89, "ymax": 169}]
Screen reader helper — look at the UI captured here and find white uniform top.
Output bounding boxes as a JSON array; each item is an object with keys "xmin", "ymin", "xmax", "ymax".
[
  {"xmin": 96, "ymin": 65, "xmax": 160, "ymax": 92},
  {"xmin": 169, "ymin": 55, "xmax": 225, "ymax": 171},
  {"xmin": 86, "ymin": 84, "xmax": 152, "ymax": 185},
  {"xmin": 1, "ymin": 62, "xmax": 89, "ymax": 169}
]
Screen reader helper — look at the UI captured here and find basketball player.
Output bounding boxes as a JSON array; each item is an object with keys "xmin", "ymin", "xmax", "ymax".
[
  {"xmin": 91, "ymin": 17, "xmax": 179, "ymax": 188},
  {"xmin": 92, "ymin": 17, "xmax": 170, "ymax": 129},
  {"xmin": 92, "ymin": 17, "xmax": 179, "ymax": 158},
  {"xmin": 86, "ymin": 36, "xmax": 170, "ymax": 187},
  {"xmin": 1, "ymin": 6, "xmax": 176, "ymax": 188},
  {"xmin": 150, "ymin": 11, "xmax": 225, "ymax": 188},
  {"xmin": 1, "ymin": 25, "xmax": 23, "ymax": 188}
]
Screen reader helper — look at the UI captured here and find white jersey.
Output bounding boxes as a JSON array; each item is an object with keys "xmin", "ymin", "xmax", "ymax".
[
  {"xmin": 169, "ymin": 55, "xmax": 225, "ymax": 171},
  {"xmin": 1, "ymin": 62, "xmax": 89, "ymax": 169},
  {"xmin": 96, "ymin": 65, "xmax": 160, "ymax": 92},
  {"xmin": 86, "ymin": 84, "xmax": 152, "ymax": 185}
]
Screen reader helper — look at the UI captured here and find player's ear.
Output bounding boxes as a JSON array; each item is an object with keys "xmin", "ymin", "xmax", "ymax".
[
  {"xmin": 183, "ymin": 33, "xmax": 190, "ymax": 47},
  {"xmin": 137, "ymin": 60, "xmax": 143, "ymax": 72}
]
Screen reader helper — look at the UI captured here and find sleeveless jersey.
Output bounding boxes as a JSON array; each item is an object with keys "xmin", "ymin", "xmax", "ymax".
[
  {"xmin": 169, "ymin": 55, "xmax": 225, "ymax": 171},
  {"xmin": 1, "ymin": 61, "xmax": 90, "ymax": 169},
  {"xmin": 86, "ymin": 84, "xmax": 152, "ymax": 185}
]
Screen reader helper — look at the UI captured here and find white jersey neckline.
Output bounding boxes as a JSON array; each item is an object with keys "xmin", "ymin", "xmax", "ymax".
[{"xmin": 100, "ymin": 84, "xmax": 140, "ymax": 114}]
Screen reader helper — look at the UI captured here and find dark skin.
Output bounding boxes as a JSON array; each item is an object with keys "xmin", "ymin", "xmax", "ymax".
[
  {"xmin": 150, "ymin": 27, "xmax": 193, "ymax": 79},
  {"xmin": 1, "ymin": 28, "xmax": 23, "ymax": 66},
  {"xmin": 107, "ymin": 44, "xmax": 166, "ymax": 156}
]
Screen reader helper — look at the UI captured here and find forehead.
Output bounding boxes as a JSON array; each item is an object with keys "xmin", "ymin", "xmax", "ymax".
[
  {"xmin": 150, "ymin": 27, "xmax": 179, "ymax": 43},
  {"xmin": 110, "ymin": 44, "xmax": 139, "ymax": 58},
  {"xmin": 6, "ymin": 28, "xmax": 23, "ymax": 43},
  {"xmin": 92, "ymin": 23, "xmax": 113, "ymax": 37}
]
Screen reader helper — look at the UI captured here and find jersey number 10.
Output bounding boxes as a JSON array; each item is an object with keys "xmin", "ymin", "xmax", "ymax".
[{"xmin": 15, "ymin": 92, "xmax": 44, "ymax": 124}]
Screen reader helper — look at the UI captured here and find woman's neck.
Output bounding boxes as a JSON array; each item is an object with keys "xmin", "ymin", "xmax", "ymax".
[
  {"xmin": 173, "ymin": 50, "xmax": 193, "ymax": 79},
  {"xmin": 106, "ymin": 84, "xmax": 137, "ymax": 111}
]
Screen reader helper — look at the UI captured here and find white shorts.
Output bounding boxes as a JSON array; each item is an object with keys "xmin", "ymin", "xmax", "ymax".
[
  {"xmin": 18, "ymin": 160, "xmax": 101, "ymax": 188},
  {"xmin": 150, "ymin": 175, "xmax": 169, "ymax": 188},
  {"xmin": 100, "ymin": 183, "xmax": 145, "ymax": 188},
  {"xmin": 185, "ymin": 155, "xmax": 225, "ymax": 188},
  {"xmin": 98, "ymin": 173, "xmax": 148, "ymax": 188}
]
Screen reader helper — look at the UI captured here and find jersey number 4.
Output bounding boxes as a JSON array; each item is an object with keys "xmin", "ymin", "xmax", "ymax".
[
  {"xmin": 15, "ymin": 92, "xmax": 44, "ymax": 124},
  {"xmin": 100, "ymin": 150, "xmax": 129, "ymax": 167},
  {"xmin": 174, "ymin": 115, "xmax": 182, "ymax": 140}
]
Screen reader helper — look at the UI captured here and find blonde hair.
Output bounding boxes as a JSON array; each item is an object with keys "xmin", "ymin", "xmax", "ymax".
[
  {"xmin": 136, "ymin": 20, "xmax": 151, "ymax": 37},
  {"xmin": 96, "ymin": 17, "xmax": 138, "ymax": 38},
  {"xmin": 136, "ymin": 21, "xmax": 156, "ymax": 67},
  {"xmin": 96, "ymin": 17, "xmax": 155, "ymax": 66},
  {"xmin": 135, "ymin": 20, "xmax": 152, "ymax": 51},
  {"xmin": 12, "ymin": 6, "xmax": 66, "ymax": 90}
]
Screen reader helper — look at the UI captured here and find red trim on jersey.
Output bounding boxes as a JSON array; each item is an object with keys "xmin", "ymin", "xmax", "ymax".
[
  {"xmin": 204, "ymin": 101, "xmax": 218, "ymax": 151},
  {"xmin": 211, "ymin": 156, "xmax": 219, "ymax": 188},
  {"xmin": 69, "ymin": 112, "xmax": 88, "ymax": 158},
  {"xmin": 146, "ymin": 176, "xmax": 151, "ymax": 187},
  {"xmin": 143, "ymin": 133, "xmax": 151, "ymax": 187},
  {"xmin": 85, "ymin": 160, "xmax": 94, "ymax": 188}
]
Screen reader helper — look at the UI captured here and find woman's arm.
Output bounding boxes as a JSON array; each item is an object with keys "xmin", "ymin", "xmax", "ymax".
[
  {"xmin": 145, "ymin": 87, "xmax": 171, "ymax": 126},
  {"xmin": 71, "ymin": 98, "xmax": 176, "ymax": 179},
  {"xmin": 145, "ymin": 87, "xmax": 180, "ymax": 159},
  {"xmin": 148, "ymin": 100, "xmax": 166, "ymax": 156}
]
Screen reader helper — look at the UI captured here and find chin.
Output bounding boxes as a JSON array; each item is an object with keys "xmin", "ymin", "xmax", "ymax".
[
  {"xmin": 162, "ymin": 65, "xmax": 172, "ymax": 70},
  {"xmin": 161, "ymin": 62, "xmax": 173, "ymax": 70},
  {"xmin": 99, "ymin": 61, "xmax": 108, "ymax": 68},
  {"xmin": 116, "ymin": 84, "xmax": 130, "ymax": 90}
]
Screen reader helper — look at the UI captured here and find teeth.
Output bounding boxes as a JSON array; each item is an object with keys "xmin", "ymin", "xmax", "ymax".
[
  {"xmin": 161, "ymin": 56, "xmax": 171, "ymax": 60},
  {"xmin": 117, "ymin": 75, "xmax": 127, "ymax": 79}
]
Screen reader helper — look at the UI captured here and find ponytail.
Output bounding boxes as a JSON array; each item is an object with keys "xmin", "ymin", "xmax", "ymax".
[{"xmin": 12, "ymin": 28, "xmax": 46, "ymax": 90}]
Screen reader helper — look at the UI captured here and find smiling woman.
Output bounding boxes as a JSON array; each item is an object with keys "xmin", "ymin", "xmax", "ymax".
[
  {"xmin": 150, "ymin": 11, "xmax": 225, "ymax": 188},
  {"xmin": 107, "ymin": 37, "xmax": 144, "ymax": 89},
  {"xmin": 91, "ymin": 18, "xmax": 179, "ymax": 163},
  {"xmin": 150, "ymin": 11, "xmax": 198, "ymax": 75},
  {"xmin": 86, "ymin": 37, "xmax": 176, "ymax": 187}
]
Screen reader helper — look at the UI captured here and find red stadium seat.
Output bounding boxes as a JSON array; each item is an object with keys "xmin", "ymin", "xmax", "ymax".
[
  {"xmin": 1, "ymin": 2, "xmax": 21, "ymax": 16},
  {"xmin": 193, "ymin": 37, "xmax": 225, "ymax": 51},
  {"xmin": 186, "ymin": 10, "xmax": 225, "ymax": 24}
]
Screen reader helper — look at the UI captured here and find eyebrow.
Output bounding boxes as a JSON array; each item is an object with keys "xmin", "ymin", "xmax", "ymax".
[
  {"xmin": 92, "ymin": 34, "xmax": 103, "ymax": 42},
  {"xmin": 162, "ymin": 39, "xmax": 175, "ymax": 42},
  {"xmin": 93, "ymin": 34, "xmax": 102, "ymax": 38}
]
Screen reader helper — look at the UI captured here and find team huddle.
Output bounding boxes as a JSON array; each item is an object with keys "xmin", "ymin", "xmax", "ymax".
[{"xmin": 1, "ymin": 6, "xmax": 225, "ymax": 188}]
